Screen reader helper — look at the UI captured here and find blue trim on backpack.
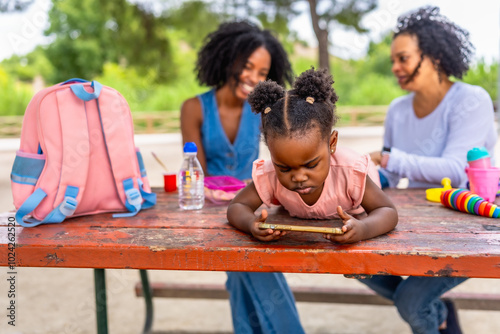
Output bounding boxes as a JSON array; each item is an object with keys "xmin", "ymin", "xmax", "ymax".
[
  {"xmin": 41, "ymin": 186, "xmax": 79, "ymax": 224},
  {"xmin": 113, "ymin": 178, "xmax": 142, "ymax": 218},
  {"xmin": 137, "ymin": 178, "xmax": 156, "ymax": 209},
  {"xmin": 70, "ymin": 81, "xmax": 103, "ymax": 101},
  {"xmin": 10, "ymin": 155, "xmax": 45, "ymax": 185},
  {"xmin": 15, "ymin": 188, "xmax": 48, "ymax": 227},
  {"xmin": 136, "ymin": 151, "xmax": 147, "ymax": 177},
  {"xmin": 60, "ymin": 78, "xmax": 88, "ymax": 85},
  {"xmin": 10, "ymin": 173, "xmax": 39, "ymax": 185}
]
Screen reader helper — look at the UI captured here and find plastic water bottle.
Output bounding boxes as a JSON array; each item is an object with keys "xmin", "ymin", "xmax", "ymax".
[{"xmin": 178, "ymin": 142, "xmax": 205, "ymax": 210}]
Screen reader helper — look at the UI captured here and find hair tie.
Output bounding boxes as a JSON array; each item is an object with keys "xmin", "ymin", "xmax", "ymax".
[
  {"xmin": 306, "ymin": 97, "xmax": 314, "ymax": 104},
  {"xmin": 264, "ymin": 107, "xmax": 271, "ymax": 114}
]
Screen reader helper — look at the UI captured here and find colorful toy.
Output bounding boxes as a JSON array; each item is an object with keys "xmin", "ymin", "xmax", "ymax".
[
  {"xmin": 465, "ymin": 147, "xmax": 500, "ymax": 202},
  {"xmin": 425, "ymin": 177, "xmax": 452, "ymax": 202},
  {"xmin": 440, "ymin": 189, "xmax": 500, "ymax": 218}
]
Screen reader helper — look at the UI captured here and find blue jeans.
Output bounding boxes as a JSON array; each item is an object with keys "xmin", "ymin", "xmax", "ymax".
[
  {"xmin": 226, "ymin": 272, "xmax": 305, "ymax": 334},
  {"xmin": 358, "ymin": 275, "xmax": 468, "ymax": 334}
]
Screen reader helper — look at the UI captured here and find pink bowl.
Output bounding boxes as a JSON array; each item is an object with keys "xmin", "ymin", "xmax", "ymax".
[{"xmin": 204, "ymin": 176, "xmax": 245, "ymax": 192}]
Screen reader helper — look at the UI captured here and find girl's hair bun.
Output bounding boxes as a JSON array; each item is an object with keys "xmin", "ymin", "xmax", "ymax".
[
  {"xmin": 293, "ymin": 67, "xmax": 338, "ymax": 104},
  {"xmin": 248, "ymin": 80, "xmax": 286, "ymax": 114}
]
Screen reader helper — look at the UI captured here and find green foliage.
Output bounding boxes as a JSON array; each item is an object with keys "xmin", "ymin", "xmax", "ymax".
[
  {"xmin": 1, "ymin": 1, "xmax": 498, "ymax": 117},
  {"xmin": 463, "ymin": 60, "xmax": 498, "ymax": 102},
  {"xmin": 0, "ymin": 65, "xmax": 33, "ymax": 115},
  {"xmin": 1, "ymin": 46, "xmax": 54, "ymax": 82},
  {"xmin": 96, "ymin": 30, "xmax": 205, "ymax": 113},
  {"xmin": 45, "ymin": 0, "xmax": 114, "ymax": 82},
  {"xmin": 291, "ymin": 57, "xmax": 318, "ymax": 76},
  {"xmin": 364, "ymin": 33, "xmax": 393, "ymax": 76},
  {"xmin": 95, "ymin": 63, "xmax": 154, "ymax": 112},
  {"xmin": 330, "ymin": 58, "xmax": 358, "ymax": 104},
  {"xmin": 345, "ymin": 73, "xmax": 404, "ymax": 105},
  {"xmin": 331, "ymin": 0, "xmax": 378, "ymax": 33},
  {"xmin": 45, "ymin": 0, "xmax": 174, "ymax": 83},
  {"xmin": 165, "ymin": 1, "xmax": 222, "ymax": 50},
  {"xmin": 332, "ymin": 34, "xmax": 404, "ymax": 105},
  {"xmin": 95, "ymin": 61, "xmax": 202, "ymax": 113}
]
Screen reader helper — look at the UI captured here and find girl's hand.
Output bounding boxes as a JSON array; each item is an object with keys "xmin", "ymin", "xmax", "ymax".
[
  {"xmin": 324, "ymin": 206, "xmax": 367, "ymax": 244},
  {"xmin": 369, "ymin": 151, "xmax": 382, "ymax": 165},
  {"xmin": 249, "ymin": 209, "xmax": 287, "ymax": 242}
]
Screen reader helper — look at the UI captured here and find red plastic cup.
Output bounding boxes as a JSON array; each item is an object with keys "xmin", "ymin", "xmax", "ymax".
[{"xmin": 163, "ymin": 173, "xmax": 177, "ymax": 192}]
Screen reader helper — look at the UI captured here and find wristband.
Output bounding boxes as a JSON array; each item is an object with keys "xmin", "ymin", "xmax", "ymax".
[{"xmin": 381, "ymin": 147, "xmax": 391, "ymax": 169}]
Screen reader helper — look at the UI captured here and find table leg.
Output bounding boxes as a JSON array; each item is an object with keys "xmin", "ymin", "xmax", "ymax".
[
  {"xmin": 140, "ymin": 269, "xmax": 154, "ymax": 334},
  {"xmin": 94, "ymin": 269, "xmax": 108, "ymax": 334}
]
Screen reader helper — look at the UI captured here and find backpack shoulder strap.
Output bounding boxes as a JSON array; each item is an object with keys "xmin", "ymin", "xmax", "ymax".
[{"xmin": 94, "ymin": 85, "xmax": 156, "ymax": 217}]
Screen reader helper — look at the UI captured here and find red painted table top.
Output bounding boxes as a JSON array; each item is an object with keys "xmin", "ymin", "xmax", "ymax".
[{"xmin": 1, "ymin": 188, "xmax": 500, "ymax": 278}]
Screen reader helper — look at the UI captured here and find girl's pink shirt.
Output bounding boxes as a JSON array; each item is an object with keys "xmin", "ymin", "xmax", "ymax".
[{"xmin": 252, "ymin": 147, "xmax": 381, "ymax": 219}]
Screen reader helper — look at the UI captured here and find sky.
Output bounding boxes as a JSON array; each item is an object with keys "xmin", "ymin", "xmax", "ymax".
[{"xmin": 0, "ymin": 0, "xmax": 499, "ymax": 63}]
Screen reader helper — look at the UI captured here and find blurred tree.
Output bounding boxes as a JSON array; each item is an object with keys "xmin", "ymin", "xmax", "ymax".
[
  {"xmin": 307, "ymin": 0, "xmax": 377, "ymax": 71},
  {"xmin": 2, "ymin": 46, "xmax": 54, "ymax": 81},
  {"xmin": 0, "ymin": 0, "xmax": 32, "ymax": 12},
  {"xmin": 165, "ymin": 1, "xmax": 223, "ymax": 50},
  {"xmin": 222, "ymin": 0, "xmax": 300, "ymax": 52},
  {"xmin": 0, "ymin": 65, "xmax": 33, "ymax": 115},
  {"xmin": 225, "ymin": 0, "xmax": 377, "ymax": 72},
  {"xmin": 363, "ymin": 32, "xmax": 392, "ymax": 76},
  {"xmin": 463, "ymin": 60, "xmax": 498, "ymax": 102},
  {"xmin": 45, "ymin": 0, "xmax": 174, "ymax": 83}
]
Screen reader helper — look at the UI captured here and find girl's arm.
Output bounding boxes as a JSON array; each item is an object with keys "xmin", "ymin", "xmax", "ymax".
[
  {"xmin": 180, "ymin": 97, "xmax": 208, "ymax": 174},
  {"xmin": 227, "ymin": 182, "xmax": 286, "ymax": 241},
  {"xmin": 326, "ymin": 176, "xmax": 398, "ymax": 243}
]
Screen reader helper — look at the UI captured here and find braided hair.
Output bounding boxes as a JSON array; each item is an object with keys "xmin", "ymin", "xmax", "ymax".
[
  {"xmin": 248, "ymin": 67, "xmax": 338, "ymax": 144},
  {"xmin": 196, "ymin": 20, "xmax": 294, "ymax": 89},
  {"xmin": 394, "ymin": 6, "xmax": 474, "ymax": 79}
]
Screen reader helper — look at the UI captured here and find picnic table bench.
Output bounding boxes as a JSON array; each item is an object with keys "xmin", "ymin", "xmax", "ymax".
[{"xmin": 2, "ymin": 188, "xmax": 500, "ymax": 334}]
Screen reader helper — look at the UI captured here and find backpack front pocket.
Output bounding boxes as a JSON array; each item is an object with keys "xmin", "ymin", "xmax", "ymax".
[{"xmin": 11, "ymin": 150, "xmax": 46, "ymax": 209}]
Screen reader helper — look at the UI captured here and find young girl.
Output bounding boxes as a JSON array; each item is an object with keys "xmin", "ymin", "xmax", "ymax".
[
  {"xmin": 228, "ymin": 68, "xmax": 398, "ymax": 244},
  {"xmin": 180, "ymin": 21, "xmax": 301, "ymax": 334}
]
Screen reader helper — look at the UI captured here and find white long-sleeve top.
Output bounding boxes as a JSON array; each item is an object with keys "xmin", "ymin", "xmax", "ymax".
[{"xmin": 380, "ymin": 81, "xmax": 497, "ymax": 188}]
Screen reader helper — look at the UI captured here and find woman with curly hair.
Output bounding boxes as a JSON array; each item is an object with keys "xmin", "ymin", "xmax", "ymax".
[
  {"xmin": 180, "ymin": 21, "xmax": 300, "ymax": 333},
  {"xmin": 370, "ymin": 6, "xmax": 496, "ymax": 190},
  {"xmin": 366, "ymin": 6, "xmax": 496, "ymax": 333}
]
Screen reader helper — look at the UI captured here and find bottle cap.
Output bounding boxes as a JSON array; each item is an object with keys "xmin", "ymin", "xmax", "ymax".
[
  {"xmin": 183, "ymin": 142, "xmax": 198, "ymax": 153},
  {"xmin": 467, "ymin": 147, "xmax": 490, "ymax": 162}
]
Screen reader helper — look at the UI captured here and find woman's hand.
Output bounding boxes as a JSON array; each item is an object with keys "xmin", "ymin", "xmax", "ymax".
[
  {"xmin": 249, "ymin": 209, "xmax": 287, "ymax": 241},
  {"xmin": 324, "ymin": 206, "xmax": 368, "ymax": 244},
  {"xmin": 370, "ymin": 151, "xmax": 382, "ymax": 165}
]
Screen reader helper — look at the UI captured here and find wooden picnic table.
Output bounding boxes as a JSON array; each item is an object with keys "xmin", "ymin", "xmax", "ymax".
[{"xmin": 1, "ymin": 188, "xmax": 500, "ymax": 333}]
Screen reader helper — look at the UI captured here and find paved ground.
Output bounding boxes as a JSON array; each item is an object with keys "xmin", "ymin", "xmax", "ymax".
[{"xmin": 1, "ymin": 128, "xmax": 500, "ymax": 334}]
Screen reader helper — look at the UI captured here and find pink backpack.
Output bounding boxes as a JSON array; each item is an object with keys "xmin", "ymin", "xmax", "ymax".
[{"xmin": 11, "ymin": 78, "xmax": 156, "ymax": 227}]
